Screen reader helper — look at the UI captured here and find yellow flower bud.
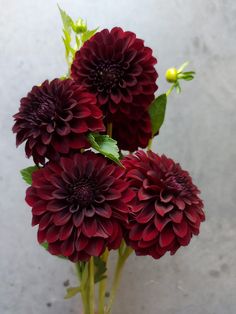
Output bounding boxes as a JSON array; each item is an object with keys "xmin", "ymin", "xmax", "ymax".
[{"xmin": 165, "ymin": 68, "xmax": 178, "ymax": 83}]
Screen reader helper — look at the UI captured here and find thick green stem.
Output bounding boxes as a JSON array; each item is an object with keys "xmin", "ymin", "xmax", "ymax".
[
  {"xmin": 166, "ymin": 84, "xmax": 175, "ymax": 97},
  {"xmin": 75, "ymin": 263, "xmax": 89, "ymax": 314},
  {"xmin": 88, "ymin": 257, "xmax": 95, "ymax": 314},
  {"xmin": 106, "ymin": 246, "xmax": 133, "ymax": 313},
  {"xmin": 98, "ymin": 250, "xmax": 109, "ymax": 314}
]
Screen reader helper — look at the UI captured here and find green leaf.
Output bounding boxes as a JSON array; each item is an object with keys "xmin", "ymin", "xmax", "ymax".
[
  {"xmin": 64, "ymin": 286, "xmax": 81, "ymax": 299},
  {"xmin": 20, "ymin": 166, "xmax": 39, "ymax": 185},
  {"xmin": 177, "ymin": 61, "xmax": 189, "ymax": 73},
  {"xmin": 94, "ymin": 256, "xmax": 107, "ymax": 284},
  {"xmin": 87, "ymin": 133, "xmax": 122, "ymax": 166},
  {"xmin": 148, "ymin": 94, "xmax": 167, "ymax": 136},
  {"xmin": 82, "ymin": 28, "xmax": 98, "ymax": 43},
  {"xmin": 58, "ymin": 5, "xmax": 74, "ymax": 33}
]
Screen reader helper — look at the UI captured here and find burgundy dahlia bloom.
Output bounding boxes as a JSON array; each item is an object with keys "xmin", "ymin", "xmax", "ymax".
[
  {"xmin": 112, "ymin": 111, "xmax": 152, "ymax": 151},
  {"xmin": 12, "ymin": 79, "xmax": 105, "ymax": 164},
  {"xmin": 26, "ymin": 152, "xmax": 134, "ymax": 261},
  {"xmin": 123, "ymin": 150, "xmax": 205, "ymax": 259},
  {"xmin": 71, "ymin": 27, "xmax": 158, "ymax": 120}
]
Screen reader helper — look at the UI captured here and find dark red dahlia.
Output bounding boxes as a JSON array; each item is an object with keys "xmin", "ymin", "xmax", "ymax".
[
  {"xmin": 12, "ymin": 79, "xmax": 105, "ymax": 164},
  {"xmin": 123, "ymin": 150, "xmax": 205, "ymax": 259},
  {"xmin": 71, "ymin": 27, "xmax": 158, "ymax": 120},
  {"xmin": 112, "ymin": 111, "xmax": 152, "ymax": 151},
  {"xmin": 26, "ymin": 151, "xmax": 134, "ymax": 261}
]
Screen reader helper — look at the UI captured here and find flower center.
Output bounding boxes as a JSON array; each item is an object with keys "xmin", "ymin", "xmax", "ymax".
[
  {"xmin": 165, "ymin": 172, "xmax": 189, "ymax": 192},
  {"xmin": 26, "ymin": 99, "xmax": 56, "ymax": 125},
  {"xmin": 67, "ymin": 179, "xmax": 95, "ymax": 212},
  {"xmin": 92, "ymin": 62, "xmax": 124, "ymax": 93}
]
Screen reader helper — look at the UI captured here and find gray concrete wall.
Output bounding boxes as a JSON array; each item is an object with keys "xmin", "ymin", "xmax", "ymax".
[{"xmin": 0, "ymin": 0, "xmax": 236, "ymax": 313}]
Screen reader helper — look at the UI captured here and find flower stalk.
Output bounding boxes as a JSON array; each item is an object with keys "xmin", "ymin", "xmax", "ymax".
[
  {"xmin": 89, "ymin": 257, "xmax": 95, "ymax": 314},
  {"xmin": 106, "ymin": 245, "xmax": 133, "ymax": 313},
  {"xmin": 98, "ymin": 250, "xmax": 109, "ymax": 314}
]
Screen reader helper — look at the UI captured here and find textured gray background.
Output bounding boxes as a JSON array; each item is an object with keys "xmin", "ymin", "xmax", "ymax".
[{"xmin": 0, "ymin": 0, "xmax": 236, "ymax": 313}]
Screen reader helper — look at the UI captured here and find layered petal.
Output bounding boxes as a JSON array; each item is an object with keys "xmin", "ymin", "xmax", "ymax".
[{"xmin": 123, "ymin": 150, "xmax": 205, "ymax": 259}]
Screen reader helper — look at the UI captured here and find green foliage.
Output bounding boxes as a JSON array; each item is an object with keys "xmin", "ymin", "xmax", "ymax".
[
  {"xmin": 165, "ymin": 61, "xmax": 196, "ymax": 96},
  {"xmin": 87, "ymin": 133, "xmax": 122, "ymax": 166},
  {"xmin": 58, "ymin": 5, "xmax": 98, "ymax": 68},
  {"xmin": 177, "ymin": 61, "xmax": 190, "ymax": 73},
  {"xmin": 20, "ymin": 165, "xmax": 39, "ymax": 185},
  {"xmin": 64, "ymin": 286, "xmax": 81, "ymax": 299},
  {"xmin": 94, "ymin": 256, "xmax": 107, "ymax": 283},
  {"xmin": 148, "ymin": 94, "xmax": 167, "ymax": 136},
  {"xmin": 82, "ymin": 28, "xmax": 98, "ymax": 42}
]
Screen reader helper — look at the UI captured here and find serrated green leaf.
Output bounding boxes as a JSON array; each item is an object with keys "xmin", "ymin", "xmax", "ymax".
[
  {"xmin": 58, "ymin": 5, "xmax": 74, "ymax": 33},
  {"xmin": 82, "ymin": 28, "xmax": 98, "ymax": 43},
  {"xmin": 20, "ymin": 166, "xmax": 39, "ymax": 185},
  {"xmin": 62, "ymin": 30, "xmax": 72, "ymax": 58},
  {"xmin": 87, "ymin": 133, "xmax": 122, "ymax": 166},
  {"xmin": 64, "ymin": 286, "xmax": 81, "ymax": 299},
  {"xmin": 148, "ymin": 94, "xmax": 167, "ymax": 136}
]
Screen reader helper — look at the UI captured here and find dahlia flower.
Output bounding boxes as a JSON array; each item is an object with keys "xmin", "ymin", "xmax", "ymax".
[
  {"xmin": 123, "ymin": 150, "xmax": 205, "ymax": 259},
  {"xmin": 12, "ymin": 79, "xmax": 105, "ymax": 164},
  {"xmin": 26, "ymin": 151, "xmax": 134, "ymax": 261},
  {"xmin": 71, "ymin": 27, "xmax": 158, "ymax": 120},
  {"xmin": 112, "ymin": 111, "xmax": 152, "ymax": 151}
]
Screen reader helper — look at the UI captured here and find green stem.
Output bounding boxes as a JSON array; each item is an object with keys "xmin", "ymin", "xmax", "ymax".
[
  {"xmin": 166, "ymin": 84, "xmax": 175, "ymax": 97},
  {"xmin": 89, "ymin": 257, "xmax": 95, "ymax": 314},
  {"xmin": 107, "ymin": 122, "xmax": 113, "ymax": 138},
  {"xmin": 98, "ymin": 250, "xmax": 109, "ymax": 314},
  {"xmin": 106, "ymin": 246, "xmax": 133, "ymax": 314},
  {"xmin": 75, "ymin": 263, "xmax": 89, "ymax": 314}
]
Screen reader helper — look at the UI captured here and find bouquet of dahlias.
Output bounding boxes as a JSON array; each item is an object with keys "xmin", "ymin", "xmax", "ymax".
[{"xmin": 12, "ymin": 6, "xmax": 205, "ymax": 314}]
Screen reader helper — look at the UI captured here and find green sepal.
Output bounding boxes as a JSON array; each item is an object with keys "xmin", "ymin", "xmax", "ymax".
[
  {"xmin": 177, "ymin": 61, "xmax": 189, "ymax": 73},
  {"xmin": 20, "ymin": 165, "xmax": 39, "ymax": 185},
  {"xmin": 64, "ymin": 286, "xmax": 81, "ymax": 299},
  {"xmin": 87, "ymin": 133, "xmax": 123, "ymax": 166},
  {"xmin": 148, "ymin": 94, "xmax": 167, "ymax": 136},
  {"xmin": 175, "ymin": 81, "xmax": 181, "ymax": 93}
]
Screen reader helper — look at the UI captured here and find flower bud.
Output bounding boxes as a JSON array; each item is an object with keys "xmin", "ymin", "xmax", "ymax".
[
  {"xmin": 165, "ymin": 67, "xmax": 178, "ymax": 83},
  {"xmin": 73, "ymin": 18, "xmax": 87, "ymax": 33}
]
